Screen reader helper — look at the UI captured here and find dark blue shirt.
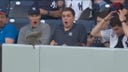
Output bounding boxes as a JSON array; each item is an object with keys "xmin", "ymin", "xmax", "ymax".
[
  {"xmin": 52, "ymin": 23, "xmax": 87, "ymax": 46},
  {"xmin": 0, "ymin": 23, "xmax": 18, "ymax": 44}
]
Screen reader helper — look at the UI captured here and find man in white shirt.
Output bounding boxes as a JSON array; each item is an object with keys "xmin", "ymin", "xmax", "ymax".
[{"xmin": 90, "ymin": 10, "xmax": 128, "ymax": 48}]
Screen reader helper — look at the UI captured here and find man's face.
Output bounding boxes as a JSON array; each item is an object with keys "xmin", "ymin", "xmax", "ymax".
[
  {"xmin": 0, "ymin": 14, "xmax": 7, "ymax": 28},
  {"xmin": 112, "ymin": 25, "xmax": 124, "ymax": 36},
  {"xmin": 28, "ymin": 14, "xmax": 41, "ymax": 28},
  {"xmin": 62, "ymin": 11, "xmax": 74, "ymax": 29}
]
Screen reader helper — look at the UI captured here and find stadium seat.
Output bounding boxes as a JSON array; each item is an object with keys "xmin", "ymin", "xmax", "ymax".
[
  {"xmin": 9, "ymin": 0, "xmax": 34, "ymax": 18},
  {"xmin": 9, "ymin": 18, "xmax": 29, "ymax": 30},
  {"xmin": 8, "ymin": 0, "xmax": 34, "ymax": 30},
  {"xmin": 44, "ymin": 19, "xmax": 62, "ymax": 35},
  {"xmin": 0, "ymin": 0, "xmax": 9, "ymax": 11},
  {"xmin": 9, "ymin": 19, "xmax": 62, "ymax": 32},
  {"xmin": 75, "ymin": 20, "xmax": 95, "ymax": 33}
]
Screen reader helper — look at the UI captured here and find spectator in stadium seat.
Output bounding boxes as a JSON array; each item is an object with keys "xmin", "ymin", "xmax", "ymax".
[
  {"xmin": 90, "ymin": 10, "xmax": 128, "ymax": 48},
  {"xmin": 0, "ymin": 9, "xmax": 18, "ymax": 44},
  {"xmin": 87, "ymin": 11, "xmax": 110, "ymax": 47},
  {"xmin": 32, "ymin": 0, "xmax": 65, "ymax": 19},
  {"xmin": 17, "ymin": 7, "xmax": 51, "ymax": 45},
  {"xmin": 50, "ymin": 7, "xmax": 87, "ymax": 46}
]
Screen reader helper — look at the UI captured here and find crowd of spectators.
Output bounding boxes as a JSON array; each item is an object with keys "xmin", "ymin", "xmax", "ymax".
[{"xmin": 0, "ymin": 0, "xmax": 128, "ymax": 48}]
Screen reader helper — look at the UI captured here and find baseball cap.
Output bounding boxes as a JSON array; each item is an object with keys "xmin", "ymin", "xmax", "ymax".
[
  {"xmin": 28, "ymin": 7, "xmax": 40, "ymax": 15},
  {"xmin": 0, "ymin": 9, "xmax": 7, "ymax": 15}
]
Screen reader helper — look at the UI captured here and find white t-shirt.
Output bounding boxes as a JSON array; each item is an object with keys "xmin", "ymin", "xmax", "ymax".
[
  {"xmin": 101, "ymin": 29, "xmax": 128, "ymax": 48},
  {"xmin": 65, "ymin": 0, "xmax": 92, "ymax": 20}
]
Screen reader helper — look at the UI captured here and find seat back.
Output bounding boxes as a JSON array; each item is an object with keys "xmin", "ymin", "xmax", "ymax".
[
  {"xmin": 8, "ymin": 1, "xmax": 34, "ymax": 30},
  {"xmin": 44, "ymin": 19, "xmax": 62, "ymax": 35},
  {"xmin": 75, "ymin": 20, "xmax": 95, "ymax": 33},
  {"xmin": 9, "ymin": 1, "xmax": 34, "ymax": 18}
]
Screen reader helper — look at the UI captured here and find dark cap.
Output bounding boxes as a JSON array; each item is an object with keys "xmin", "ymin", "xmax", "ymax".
[
  {"xmin": 28, "ymin": 7, "xmax": 40, "ymax": 15},
  {"xmin": 0, "ymin": 9, "xmax": 7, "ymax": 15}
]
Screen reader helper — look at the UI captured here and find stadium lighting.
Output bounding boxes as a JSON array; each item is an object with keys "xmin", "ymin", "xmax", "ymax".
[
  {"xmin": 105, "ymin": 4, "xmax": 111, "ymax": 8},
  {"xmin": 16, "ymin": 1, "xmax": 21, "ymax": 5},
  {"xmin": 40, "ymin": 20, "xmax": 45, "ymax": 23},
  {"xmin": 9, "ymin": 19, "xmax": 15, "ymax": 23}
]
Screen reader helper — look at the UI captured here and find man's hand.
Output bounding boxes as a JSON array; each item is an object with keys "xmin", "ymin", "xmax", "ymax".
[
  {"xmin": 104, "ymin": 11, "xmax": 115, "ymax": 21},
  {"xmin": 117, "ymin": 10, "xmax": 126, "ymax": 22},
  {"xmin": 50, "ymin": 40, "xmax": 58, "ymax": 45}
]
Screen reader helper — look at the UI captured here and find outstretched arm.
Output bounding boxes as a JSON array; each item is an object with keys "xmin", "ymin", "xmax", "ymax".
[
  {"xmin": 39, "ymin": 0, "xmax": 65, "ymax": 18},
  {"xmin": 40, "ymin": 8, "xmax": 63, "ymax": 18},
  {"xmin": 90, "ymin": 11, "xmax": 114, "ymax": 37}
]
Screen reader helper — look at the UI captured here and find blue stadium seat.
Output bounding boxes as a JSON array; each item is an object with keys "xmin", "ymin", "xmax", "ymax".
[
  {"xmin": 9, "ymin": 1, "xmax": 34, "ymax": 18},
  {"xmin": 9, "ymin": 19, "xmax": 62, "ymax": 32},
  {"xmin": 0, "ymin": 0, "xmax": 9, "ymax": 11},
  {"xmin": 44, "ymin": 19, "xmax": 62, "ymax": 35},
  {"xmin": 8, "ymin": 1, "xmax": 34, "ymax": 30},
  {"xmin": 75, "ymin": 20, "xmax": 95, "ymax": 33},
  {"xmin": 9, "ymin": 18, "xmax": 29, "ymax": 30}
]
